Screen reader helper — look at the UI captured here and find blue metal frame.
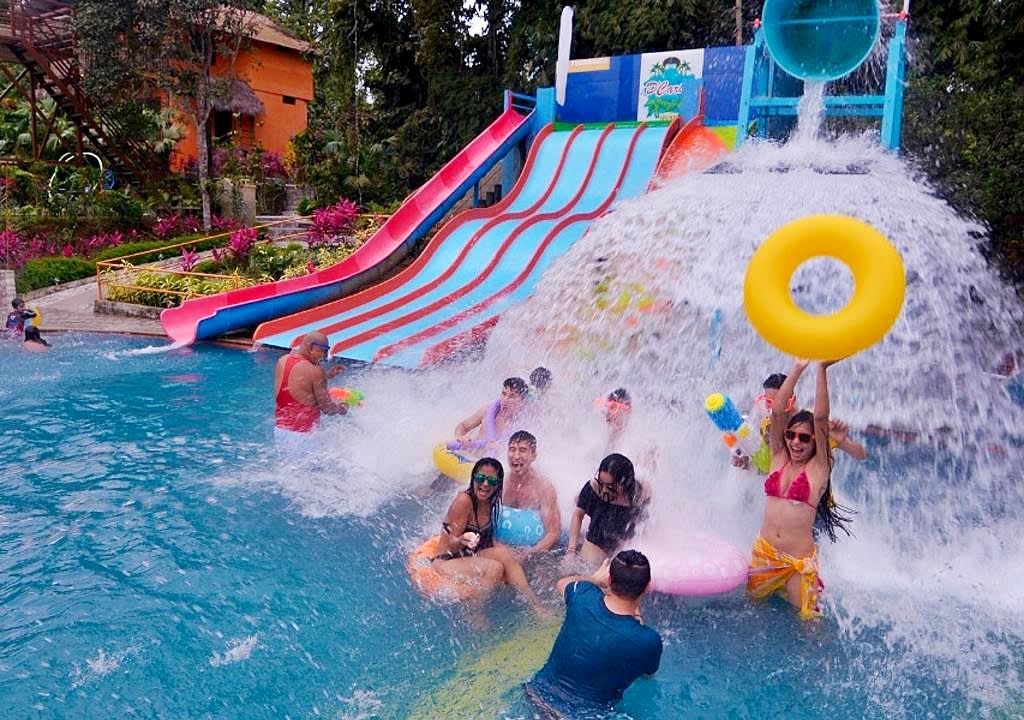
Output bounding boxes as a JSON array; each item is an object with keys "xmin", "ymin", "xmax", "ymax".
[{"xmin": 736, "ymin": 19, "xmax": 908, "ymax": 151}]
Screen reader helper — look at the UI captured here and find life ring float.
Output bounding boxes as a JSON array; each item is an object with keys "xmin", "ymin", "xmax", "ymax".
[
  {"xmin": 743, "ymin": 215, "xmax": 905, "ymax": 359},
  {"xmin": 495, "ymin": 507, "xmax": 547, "ymax": 547},
  {"xmin": 648, "ymin": 534, "xmax": 748, "ymax": 596},
  {"xmin": 432, "ymin": 443, "xmax": 476, "ymax": 483},
  {"xmin": 407, "ymin": 536, "xmax": 477, "ymax": 602}
]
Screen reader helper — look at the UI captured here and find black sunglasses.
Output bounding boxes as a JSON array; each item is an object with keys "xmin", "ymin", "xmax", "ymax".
[{"xmin": 784, "ymin": 430, "xmax": 813, "ymax": 443}]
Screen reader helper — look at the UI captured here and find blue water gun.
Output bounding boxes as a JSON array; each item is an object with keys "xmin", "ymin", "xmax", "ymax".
[{"xmin": 704, "ymin": 393, "xmax": 760, "ymax": 459}]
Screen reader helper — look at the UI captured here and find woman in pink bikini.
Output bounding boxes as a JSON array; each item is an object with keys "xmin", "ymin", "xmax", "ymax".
[{"xmin": 747, "ymin": 359, "xmax": 852, "ymax": 619}]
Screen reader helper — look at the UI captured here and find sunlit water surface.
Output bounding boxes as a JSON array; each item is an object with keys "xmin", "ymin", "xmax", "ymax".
[{"xmin": 4, "ymin": 102, "xmax": 1024, "ymax": 718}]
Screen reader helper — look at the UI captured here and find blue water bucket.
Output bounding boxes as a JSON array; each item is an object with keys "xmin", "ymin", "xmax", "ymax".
[{"xmin": 762, "ymin": 0, "xmax": 881, "ymax": 81}]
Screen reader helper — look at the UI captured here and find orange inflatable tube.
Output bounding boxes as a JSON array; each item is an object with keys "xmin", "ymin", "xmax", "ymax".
[{"xmin": 407, "ymin": 537, "xmax": 477, "ymax": 601}]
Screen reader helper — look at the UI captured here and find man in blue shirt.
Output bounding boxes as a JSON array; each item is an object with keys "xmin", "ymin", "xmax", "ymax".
[{"xmin": 526, "ymin": 550, "xmax": 662, "ymax": 716}]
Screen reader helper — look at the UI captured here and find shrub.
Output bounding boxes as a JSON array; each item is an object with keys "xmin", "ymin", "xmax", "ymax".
[
  {"xmin": 93, "ymin": 235, "xmax": 217, "ymax": 265},
  {"xmin": 227, "ymin": 227, "xmax": 258, "ymax": 262},
  {"xmin": 247, "ymin": 242, "xmax": 307, "ymax": 280},
  {"xmin": 91, "ymin": 191, "xmax": 144, "ymax": 224},
  {"xmin": 307, "ymin": 199, "xmax": 359, "ymax": 246},
  {"xmin": 16, "ymin": 256, "xmax": 95, "ymax": 292},
  {"xmin": 104, "ymin": 270, "xmax": 263, "ymax": 308}
]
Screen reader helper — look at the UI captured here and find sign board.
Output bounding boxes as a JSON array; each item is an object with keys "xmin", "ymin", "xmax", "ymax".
[{"xmin": 637, "ymin": 49, "xmax": 705, "ymax": 121}]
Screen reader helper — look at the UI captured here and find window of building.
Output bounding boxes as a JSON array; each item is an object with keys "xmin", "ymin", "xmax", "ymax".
[
  {"xmin": 282, "ymin": 95, "xmax": 297, "ymax": 105},
  {"xmin": 212, "ymin": 110, "xmax": 234, "ymax": 140}
]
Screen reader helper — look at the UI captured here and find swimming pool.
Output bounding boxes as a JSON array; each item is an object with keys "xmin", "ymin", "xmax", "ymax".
[{"xmin": 1, "ymin": 334, "xmax": 1019, "ymax": 719}]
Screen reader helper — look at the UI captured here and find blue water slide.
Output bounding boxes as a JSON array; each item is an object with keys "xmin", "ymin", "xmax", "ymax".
[{"xmin": 254, "ymin": 127, "xmax": 578, "ymax": 352}]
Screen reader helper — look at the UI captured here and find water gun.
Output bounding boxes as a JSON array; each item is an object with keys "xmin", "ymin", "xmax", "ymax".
[
  {"xmin": 704, "ymin": 393, "xmax": 760, "ymax": 459},
  {"xmin": 329, "ymin": 387, "xmax": 364, "ymax": 408}
]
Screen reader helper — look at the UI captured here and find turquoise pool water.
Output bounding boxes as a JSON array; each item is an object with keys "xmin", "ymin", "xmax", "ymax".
[{"xmin": 1, "ymin": 335, "xmax": 1017, "ymax": 719}]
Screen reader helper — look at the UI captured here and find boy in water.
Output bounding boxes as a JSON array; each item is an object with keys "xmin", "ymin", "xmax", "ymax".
[{"xmin": 5, "ymin": 298, "xmax": 36, "ymax": 339}]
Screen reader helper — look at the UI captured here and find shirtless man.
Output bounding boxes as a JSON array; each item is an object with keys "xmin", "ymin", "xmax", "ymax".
[
  {"xmin": 273, "ymin": 332, "xmax": 348, "ymax": 440},
  {"xmin": 503, "ymin": 430, "xmax": 561, "ymax": 556},
  {"xmin": 452, "ymin": 377, "xmax": 529, "ymax": 450}
]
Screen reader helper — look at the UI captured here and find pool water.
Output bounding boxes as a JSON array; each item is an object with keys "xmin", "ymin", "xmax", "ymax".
[{"xmin": 1, "ymin": 334, "xmax": 1020, "ymax": 719}]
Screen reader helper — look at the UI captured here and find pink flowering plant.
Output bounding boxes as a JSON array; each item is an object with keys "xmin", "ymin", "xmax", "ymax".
[
  {"xmin": 180, "ymin": 247, "xmax": 199, "ymax": 272},
  {"xmin": 307, "ymin": 199, "xmax": 359, "ymax": 247},
  {"xmin": 227, "ymin": 227, "xmax": 258, "ymax": 263}
]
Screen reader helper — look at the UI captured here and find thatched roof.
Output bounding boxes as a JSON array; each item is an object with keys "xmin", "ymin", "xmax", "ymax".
[{"xmin": 210, "ymin": 79, "xmax": 264, "ymax": 115}]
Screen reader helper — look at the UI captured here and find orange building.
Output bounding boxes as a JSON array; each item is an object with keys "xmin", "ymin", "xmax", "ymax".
[{"xmin": 171, "ymin": 13, "xmax": 313, "ymax": 170}]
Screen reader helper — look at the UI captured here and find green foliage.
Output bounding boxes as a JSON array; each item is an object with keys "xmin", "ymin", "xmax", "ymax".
[
  {"xmin": 92, "ymin": 235, "xmax": 215, "ymax": 265},
  {"xmin": 90, "ymin": 192, "xmax": 145, "ymax": 224},
  {"xmin": 246, "ymin": 242, "xmax": 309, "ymax": 280},
  {"xmin": 105, "ymin": 270, "xmax": 262, "ymax": 308},
  {"xmin": 15, "ymin": 257, "xmax": 95, "ymax": 293},
  {"xmin": 903, "ymin": 77, "xmax": 1024, "ymax": 286},
  {"xmin": 902, "ymin": 2, "xmax": 1024, "ymax": 290}
]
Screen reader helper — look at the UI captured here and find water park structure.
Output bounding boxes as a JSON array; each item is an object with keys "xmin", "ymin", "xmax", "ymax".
[{"xmin": 161, "ymin": 0, "xmax": 911, "ymax": 368}]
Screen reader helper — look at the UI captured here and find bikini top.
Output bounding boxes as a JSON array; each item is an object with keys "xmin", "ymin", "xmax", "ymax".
[{"xmin": 764, "ymin": 460, "xmax": 816, "ymax": 508}]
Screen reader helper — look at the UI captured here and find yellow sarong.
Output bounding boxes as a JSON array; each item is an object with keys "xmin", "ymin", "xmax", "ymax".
[{"xmin": 747, "ymin": 535, "xmax": 823, "ymax": 620}]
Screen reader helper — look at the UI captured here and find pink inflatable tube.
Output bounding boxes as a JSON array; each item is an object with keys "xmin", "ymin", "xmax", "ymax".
[{"xmin": 649, "ymin": 534, "xmax": 748, "ymax": 596}]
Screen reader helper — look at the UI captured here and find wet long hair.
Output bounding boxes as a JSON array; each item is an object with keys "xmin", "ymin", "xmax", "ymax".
[
  {"xmin": 597, "ymin": 453, "xmax": 642, "ymax": 507},
  {"xmin": 786, "ymin": 411, "xmax": 854, "ymax": 542},
  {"xmin": 465, "ymin": 457, "xmax": 503, "ymax": 528},
  {"xmin": 24, "ymin": 326, "xmax": 48, "ymax": 346}
]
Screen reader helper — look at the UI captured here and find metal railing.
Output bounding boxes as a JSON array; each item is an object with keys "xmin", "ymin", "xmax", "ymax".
[{"xmin": 96, "ymin": 213, "xmax": 389, "ymax": 307}]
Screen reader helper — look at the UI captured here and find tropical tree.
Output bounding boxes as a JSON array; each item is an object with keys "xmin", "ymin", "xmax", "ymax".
[{"xmin": 76, "ymin": 0, "xmax": 260, "ymax": 230}]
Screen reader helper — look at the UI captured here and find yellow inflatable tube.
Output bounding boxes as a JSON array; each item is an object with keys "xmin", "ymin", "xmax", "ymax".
[
  {"xmin": 744, "ymin": 215, "xmax": 905, "ymax": 360},
  {"xmin": 432, "ymin": 442, "xmax": 475, "ymax": 484}
]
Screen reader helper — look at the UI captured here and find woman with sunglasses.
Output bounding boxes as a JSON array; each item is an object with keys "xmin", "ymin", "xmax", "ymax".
[
  {"xmin": 736, "ymin": 373, "xmax": 866, "ymax": 473},
  {"xmin": 747, "ymin": 359, "xmax": 853, "ymax": 619},
  {"xmin": 430, "ymin": 457, "xmax": 546, "ymax": 613},
  {"xmin": 567, "ymin": 453, "xmax": 649, "ymax": 566}
]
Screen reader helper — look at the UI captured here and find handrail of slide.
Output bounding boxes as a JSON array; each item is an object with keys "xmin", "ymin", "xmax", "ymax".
[
  {"xmin": 160, "ymin": 106, "xmax": 533, "ymax": 344},
  {"xmin": 252, "ymin": 123, "xmax": 567, "ymax": 346}
]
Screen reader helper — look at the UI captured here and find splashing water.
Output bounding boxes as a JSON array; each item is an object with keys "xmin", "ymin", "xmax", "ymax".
[{"xmin": 472, "ymin": 120, "xmax": 1024, "ymax": 708}]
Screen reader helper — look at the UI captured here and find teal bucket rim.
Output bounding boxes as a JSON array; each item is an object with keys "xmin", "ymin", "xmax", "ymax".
[{"xmin": 761, "ymin": 0, "xmax": 882, "ymax": 82}]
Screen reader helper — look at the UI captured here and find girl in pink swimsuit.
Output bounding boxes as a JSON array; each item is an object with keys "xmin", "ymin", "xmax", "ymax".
[{"xmin": 747, "ymin": 359, "xmax": 853, "ymax": 619}]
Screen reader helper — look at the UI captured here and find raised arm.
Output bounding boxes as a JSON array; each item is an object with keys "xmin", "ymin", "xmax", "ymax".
[
  {"xmin": 830, "ymin": 419, "xmax": 867, "ymax": 461},
  {"xmin": 811, "ymin": 362, "xmax": 834, "ymax": 466},
  {"xmin": 769, "ymin": 359, "xmax": 808, "ymax": 456},
  {"xmin": 453, "ymin": 406, "xmax": 485, "ymax": 442}
]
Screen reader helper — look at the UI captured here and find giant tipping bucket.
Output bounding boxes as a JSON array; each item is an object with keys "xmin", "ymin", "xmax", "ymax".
[{"xmin": 762, "ymin": 0, "xmax": 881, "ymax": 81}]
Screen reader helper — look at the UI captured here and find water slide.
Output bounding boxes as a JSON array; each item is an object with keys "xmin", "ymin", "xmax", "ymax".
[
  {"xmin": 159, "ymin": 107, "xmax": 532, "ymax": 344},
  {"xmin": 253, "ymin": 121, "xmax": 671, "ymax": 368},
  {"xmin": 652, "ymin": 114, "xmax": 728, "ymax": 186}
]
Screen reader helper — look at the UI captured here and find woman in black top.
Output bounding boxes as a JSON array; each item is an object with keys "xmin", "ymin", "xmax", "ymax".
[
  {"xmin": 567, "ymin": 453, "xmax": 649, "ymax": 566},
  {"xmin": 432, "ymin": 457, "xmax": 545, "ymax": 613}
]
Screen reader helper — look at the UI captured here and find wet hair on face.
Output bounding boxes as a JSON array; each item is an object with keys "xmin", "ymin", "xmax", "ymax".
[
  {"xmin": 503, "ymin": 377, "xmax": 529, "ymax": 397},
  {"xmin": 24, "ymin": 325, "xmax": 47, "ymax": 345},
  {"xmin": 609, "ymin": 549, "xmax": 651, "ymax": 599},
  {"xmin": 608, "ymin": 388, "xmax": 631, "ymax": 405},
  {"xmin": 507, "ymin": 430, "xmax": 537, "ymax": 450},
  {"xmin": 529, "ymin": 367, "xmax": 551, "ymax": 390},
  {"xmin": 762, "ymin": 373, "xmax": 787, "ymax": 390}
]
